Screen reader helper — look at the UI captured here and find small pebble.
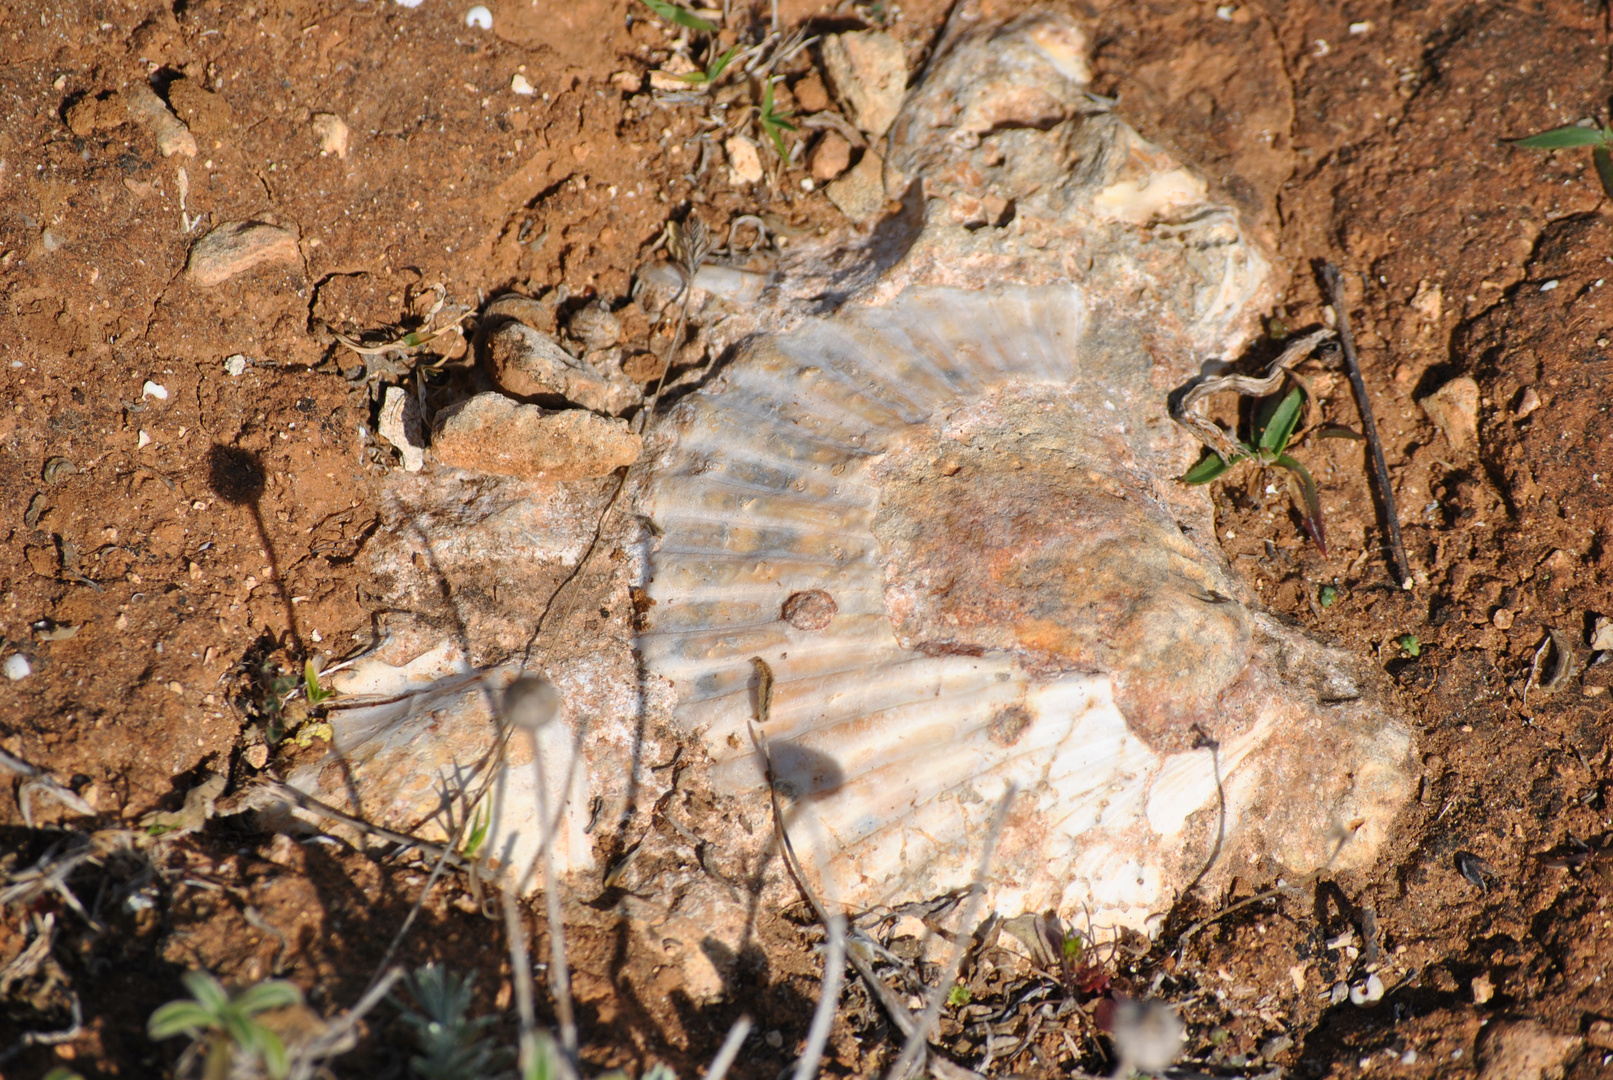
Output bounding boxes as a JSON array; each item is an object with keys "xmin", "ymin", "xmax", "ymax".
[
  {"xmin": 764, "ymin": 1030, "xmax": 784, "ymax": 1049},
  {"xmin": 394, "ymin": 0, "xmax": 423, "ymax": 7},
  {"xmin": 137, "ymin": 430, "xmax": 152, "ymax": 449},
  {"xmin": 1514, "ymin": 386, "xmax": 1541, "ymax": 418},
  {"xmin": 465, "ymin": 5, "xmax": 492, "ymax": 28},
  {"xmin": 224, "ymin": 354, "xmax": 247, "ymax": 376},
  {"xmin": 725, "ymin": 136, "xmax": 764, "ymax": 185},
  {"xmin": 511, "ymin": 73, "xmax": 536, "ymax": 96},
  {"xmin": 1540, "ymin": 279, "xmax": 1559, "ymax": 292},
  {"xmin": 143, "ymin": 380, "xmax": 169, "ymax": 400},
  {"xmin": 3, "ymin": 654, "xmax": 30, "ymax": 681},
  {"xmin": 1492, "ymin": 607, "xmax": 1514, "ymax": 630}
]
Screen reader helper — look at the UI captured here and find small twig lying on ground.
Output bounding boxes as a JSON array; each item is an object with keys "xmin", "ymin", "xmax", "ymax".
[
  {"xmin": 253, "ymin": 778, "xmax": 470, "ymax": 868},
  {"xmin": 0, "ymin": 747, "xmax": 95, "ymax": 826},
  {"xmin": 1170, "ymin": 329, "xmax": 1332, "ymax": 465},
  {"xmin": 1320, "ymin": 262, "xmax": 1413, "ymax": 588}
]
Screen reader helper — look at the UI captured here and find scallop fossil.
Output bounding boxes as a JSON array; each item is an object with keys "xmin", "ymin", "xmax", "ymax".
[{"xmin": 295, "ymin": 9, "xmax": 1414, "ymax": 938}]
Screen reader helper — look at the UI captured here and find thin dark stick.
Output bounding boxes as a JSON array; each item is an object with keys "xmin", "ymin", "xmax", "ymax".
[{"xmin": 1321, "ymin": 262, "xmax": 1413, "ymax": 589}]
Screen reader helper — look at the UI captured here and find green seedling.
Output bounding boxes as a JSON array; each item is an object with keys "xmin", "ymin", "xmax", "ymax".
[
  {"xmin": 1398, "ymin": 634, "xmax": 1422, "ymax": 658},
  {"xmin": 460, "ymin": 799, "xmax": 491, "ymax": 859},
  {"xmin": 677, "ymin": 43, "xmax": 741, "ymax": 86},
  {"xmin": 396, "ymin": 964, "xmax": 508, "ymax": 1080},
  {"xmin": 639, "ymin": 0, "xmax": 717, "ymax": 33},
  {"xmin": 1183, "ymin": 384, "xmax": 1328, "ymax": 553},
  {"xmin": 148, "ymin": 970, "xmax": 302, "ymax": 1080},
  {"xmin": 1510, "ymin": 123, "xmax": 1613, "ymax": 199},
  {"xmin": 1319, "ymin": 584, "xmax": 1338, "ymax": 609},
  {"xmin": 758, "ymin": 79, "xmax": 796, "ymax": 158},
  {"xmin": 303, "ymin": 659, "xmax": 335, "ymax": 706},
  {"xmin": 946, "ymin": 983, "xmax": 972, "ymax": 1007}
]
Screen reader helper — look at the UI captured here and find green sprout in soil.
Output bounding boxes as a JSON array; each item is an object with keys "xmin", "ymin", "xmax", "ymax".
[
  {"xmin": 459, "ymin": 800, "xmax": 491, "ymax": 859},
  {"xmin": 1511, "ymin": 123, "xmax": 1613, "ymax": 199},
  {"xmin": 396, "ymin": 964, "xmax": 509, "ymax": 1080},
  {"xmin": 677, "ymin": 43, "xmax": 741, "ymax": 86},
  {"xmin": 1398, "ymin": 634, "xmax": 1422, "ymax": 658},
  {"xmin": 148, "ymin": 971, "xmax": 302, "ymax": 1080},
  {"xmin": 946, "ymin": 983, "xmax": 972, "ymax": 1007},
  {"xmin": 1319, "ymin": 584, "xmax": 1338, "ymax": 608},
  {"xmin": 303, "ymin": 659, "xmax": 335, "ymax": 706},
  {"xmin": 758, "ymin": 79, "xmax": 796, "ymax": 159},
  {"xmin": 1183, "ymin": 384, "xmax": 1329, "ymax": 552},
  {"xmin": 639, "ymin": 0, "xmax": 717, "ymax": 33}
]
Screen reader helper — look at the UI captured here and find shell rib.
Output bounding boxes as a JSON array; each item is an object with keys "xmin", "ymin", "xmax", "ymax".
[{"xmin": 641, "ymin": 282, "xmax": 1412, "ymax": 927}]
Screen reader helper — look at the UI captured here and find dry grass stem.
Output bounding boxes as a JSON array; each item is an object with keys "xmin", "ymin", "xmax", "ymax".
[{"xmin": 886, "ymin": 786, "xmax": 1017, "ymax": 1080}]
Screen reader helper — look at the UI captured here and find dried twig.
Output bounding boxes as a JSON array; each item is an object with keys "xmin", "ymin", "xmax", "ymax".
[
  {"xmin": 886, "ymin": 787, "xmax": 1016, "ymax": 1080},
  {"xmin": 749, "ymin": 723, "xmax": 922, "ymax": 1041},
  {"xmin": 792, "ymin": 911, "xmax": 846, "ymax": 1080},
  {"xmin": 0, "ymin": 990, "xmax": 82, "ymax": 1065},
  {"xmin": 1320, "ymin": 262, "xmax": 1413, "ymax": 588},
  {"xmin": 285, "ymin": 966, "xmax": 406, "ymax": 1080},
  {"xmin": 707, "ymin": 1014, "xmax": 754, "ymax": 1080},
  {"xmin": 0, "ymin": 747, "xmax": 95, "ymax": 826},
  {"xmin": 1170, "ymin": 329, "xmax": 1332, "ymax": 464}
]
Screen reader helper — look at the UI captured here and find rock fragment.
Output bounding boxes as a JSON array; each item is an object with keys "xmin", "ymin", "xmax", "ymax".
[
  {"xmin": 809, "ymin": 132, "xmax": 853, "ymax": 182},
  {"xmin": 1418, "ymin": 375, "xmax": 1479, "ymax": 452},
  {"xmin": 431, "ymin": 393, "xmax": 640, "ymax": 480},
  {"xmin": 485, "ymin": 321, "xmax": 637, "ymax": 413},
  {"xmin": 312, "ymin": 112, "xmax": 350, "ymax": 159},
  {"xmin": 821, "ymin": 31, "xmax": 907, "ymax": 139},
  {"xmin": 123, "ymin": 81, "xmax": 197, "ymax": 158},
  {"xmin": 566, "ymin": 302, "xmax": 621, "ymax": 351},
  {"xmin": 187, "ymin": 221, "xmax": 301, "ymax": 287},
  {"xmin": 725, "ymin": 136, "xmax": 764, "ymax": 185},
  {"xmin": 1476, "ymin": 1020, "xmax": 1579, "ymax": 1080},
  {"xmin": 826, "ymin": 150, "xmax": 887, "ymax": 223},
  {"xmin": 1591, "ymin": 615, "xmax": 1613, "ymax": 652},
  {"xmin": 378, "ymin": 386, "xmax": 426, "ymax": 472}
]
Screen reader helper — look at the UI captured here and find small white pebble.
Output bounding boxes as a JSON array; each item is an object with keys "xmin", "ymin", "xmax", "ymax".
[
  {"xmin": 1349, "ymin": 973, "xmax": 1385, "ymax": 1006},
  {"xmin": 511, "ymin": 73, "xmax": 536, "ymax": 96},
  {"xmin": 1349, "ymin": 20, "xmax": 1372, "ymax": 34},
  {"xmin": 800, "ymin": 177, "xmax": 815, "ymax": 192},
  {"xmin": 764, "ymin": 1030, "xmax": 783, "ymax": 1049},
  {"xmin": 1540, "ymin": 279, "xmax": 1559, "ymax": 292},
  {"xmin": 1216, "ymin": 4, "xmax": 1235, "ymax": 19},
  {"xmin": 224, "ymin": 354, "xmax": 247, "ymax": 376},
  {"xmin": 137, "ymin": 430, "xmax": 152, "ymax": 448},
  {"xmin": 394, "ymin": 0, "xmax": 423, "ymax": 7},
  {"xmin": 142, "ymin": 380, "xmax": 169, "ymax": 400},
  {"xmin": 465, "ymin": 4, "xmax": 492, "ymax": 28},
  {"xmin": 4, "ymin": 654, "xmax": 31, "ymax": 681}
]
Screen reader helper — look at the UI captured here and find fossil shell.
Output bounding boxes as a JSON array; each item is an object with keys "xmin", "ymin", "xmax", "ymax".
[{"xmin": 296, "ymin": 10, "xmax": 1414, "ymax": 936}]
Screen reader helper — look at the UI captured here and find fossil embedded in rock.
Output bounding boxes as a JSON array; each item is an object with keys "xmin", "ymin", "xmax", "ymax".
[{"xmin": 302, "ymin": 10, "xmax": 1414, "ymax": 937}]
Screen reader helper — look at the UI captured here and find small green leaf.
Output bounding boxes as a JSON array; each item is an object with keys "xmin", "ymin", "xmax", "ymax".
[
  {"xmin": 1317, "ymin": 423, "xmax": 1365, "ymax": 441},
  {"xmin": 1318, "ymin": 584, "xmax": 1338, "ymax": 608},
  {"xmin": 1258, "ymin": 386, "xmax": 1305, "ymax": 454},
  {"xmin": 1061, "ymin": 933, "xmax": 1083, "ymax": 959},
  {"xmin": 1182, "ymin": 452, "xmax": 1234, "ymax": 484},
  {"xmin": 639, "ymin": 0, "xmax": 717, "ymax": 32},
  {"xmin": 181, "ymin": 971, "xmax": 231, "ymax": 1014},
  {"xmin": 1510, "ymin": 124, "xmax": 1608, "ymax": 149},
  {"xmin": 1594, "ymin": 145, "xmax": 1613, "ymax": 201},
  {"xmin": 946, "ymin": 983, "xmax": 972, "ymax": 1007},
  {"xmin": 1398, "ymin": 633, "xmax": 1422, "ymax": 658},
  {"xmin": 682, "ymin": 42, "xmax": 742, "ymax": 84},
  {"xmin": 148, "ymin": 1001, "xmax": 216, "ymax": 1040},
  {"xmin": 1275, "ymin": 453, "xmax": 1327, "ymax": 554},
  {"xmin": 258, "ymin": 1028, "xmax": 291, "ymax": 1080},
  {"xmin": 461, "ymin": 800, "xmax": 491, "ymax": 858},
  {"xmin": 758, "ymin": 80, "xmax": 796, "ymax": 158},
  {"xmin": 234, "ymin": 980, "xmax": 302, "ymax": 1016}
]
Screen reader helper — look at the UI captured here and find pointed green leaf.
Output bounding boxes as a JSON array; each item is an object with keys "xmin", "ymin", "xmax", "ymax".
[
  {"xmin": 1258, "ymin": 386, "xmax": 1305, "ymax": 454},
  {"xmin": 258, "ymin": 1028, "xmax": 290, "ymax": 1080},
  {"xmin": 1182, "ymin": 452, "xmax": 1234, "ymax": 484},
  {"xmin": 234, "ymin": 980, "xmax": 302, "ymax": 1016},
  {"xmin": 181, "ymin": 971, "xmax": 230, "ymax": 1014},
  {"xmin": 1275, "ymin": 453, "xmax": 1327, "ymax": 554},
  {"xmin": 1510, "ymin": 124, "xmax": 1607, "ymax": 149},
  {"xmin": 706, "ymin": 42, "xmax": 741, "ymax": 82},
  {"xmin": 639, "ymin": 0, "xmax": 717, "ymax": 33},
  {"xmin": 1317, "ymin": 423, "xmax": 1365, "ymax": 441},
  {"xmin": 1595, "ymin": 145, "xmax": 1613, "ymax": 201},
  {"xmin": 148, "ymin": 1001, "xmax": 217, "ymax": 1039}
]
